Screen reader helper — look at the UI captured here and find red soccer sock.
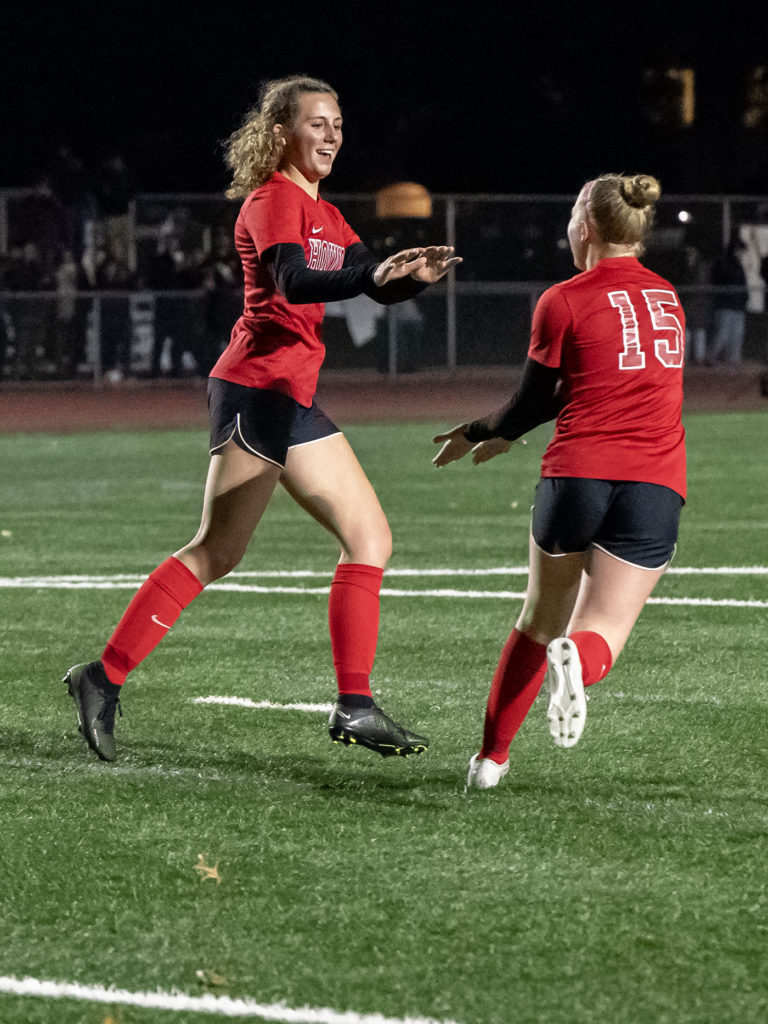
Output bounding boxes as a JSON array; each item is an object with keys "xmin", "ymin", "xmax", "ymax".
[
  {"xmin": 328, "ymin": 563, "xmax": 384, "ymax": 698},
  {"xmin": 479, "ymin": 629, "xmax": 548, "ymax": 764},
  {"xmin": 100, "ymin": 556, "xmax": 203, "ymax": 685},
  {"xmin": 568, "ymin": 630, "xmax": 613, "ymax": 686}
]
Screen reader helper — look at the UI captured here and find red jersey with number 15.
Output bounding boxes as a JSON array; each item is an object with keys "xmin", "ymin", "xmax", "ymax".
[
  {"xmin": 210, "ymin": 172, "xmax": 361, "ymax": 406},
  {"xmin": 529, "ymin": 256, "xmax": 686, "ymax": 499}
]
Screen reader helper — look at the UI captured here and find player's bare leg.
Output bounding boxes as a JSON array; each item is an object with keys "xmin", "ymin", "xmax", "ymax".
[
  {"xmin": 541, "ymin": 546, "xmax": 669, "ymax": 747},
  {"xmin": 281, "ymin": 431, "xmax": 392, "ymax": 568},
  {"xmin": 65, "ymin": 441, "xmax": 281, "ymax": 761},
  {"xmin": 566, "ymin": 546, "xmax": 668, "ymax": 664},
  {"xmin": 515, "ymin": 534, "xmax": 584, "ymax": 644},
  {"xmin": 282, "ymin": 433, "xmax": 428, "ymax": 757},
  {"xmin": 175, "ymin": 440, "xmax": 282, "ymax": 584},
  {"xmin": 514, "ymin": 539, "xmax": 665, "ymax": 749}
]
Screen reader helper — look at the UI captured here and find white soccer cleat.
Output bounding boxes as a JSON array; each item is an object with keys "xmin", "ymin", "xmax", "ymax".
[
  {"xmin": 466, "ymin": 753, "xmax": 510, "ymax": 790},
  {"xmin": 546, "ymin": 637, "xmax": 587, "ymax": 748}
]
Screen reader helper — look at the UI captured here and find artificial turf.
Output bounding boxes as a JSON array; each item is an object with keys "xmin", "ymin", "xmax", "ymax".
[{"xmin": 1, "ymin": 412, "xmax": 766, "ymax": 1024}]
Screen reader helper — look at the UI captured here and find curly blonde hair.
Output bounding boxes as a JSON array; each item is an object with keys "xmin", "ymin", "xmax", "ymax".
[
  {"xmin": 224, "ymin": 75, "xmax": 338, "ymax": 199},
  {"xmin": 586, "ymin": 173, "xmax": 662, "ymax": 253}
]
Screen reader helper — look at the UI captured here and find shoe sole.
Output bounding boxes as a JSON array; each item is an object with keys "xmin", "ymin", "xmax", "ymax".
[
  {"xmin": 328, "ymin": 725, "xmax": 428, "ymax": 758},
  {"xmin": 63, "ymin": 666, "xmax": 115, "ymax": 762},
  {"xmin": 546, "ymin": 638, "xmax": 587, "ymax": 748}
]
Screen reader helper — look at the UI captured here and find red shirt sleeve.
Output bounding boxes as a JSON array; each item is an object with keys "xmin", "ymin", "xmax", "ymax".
[
  {"xmin": 241, "ymin": 187, "xmax": 305, "ymax": 256},
  {"xmin": 527, "ymin": 284, "xmax": 571, "ymax": 369},
  {"xmin": 237, "ymin": 184, "xmax": 362, "ymax": 258}
]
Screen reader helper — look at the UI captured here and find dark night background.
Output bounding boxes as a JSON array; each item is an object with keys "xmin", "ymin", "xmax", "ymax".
[{"xmin": 2, "ymin": 0, "xmax": 767, "ymax": 196}]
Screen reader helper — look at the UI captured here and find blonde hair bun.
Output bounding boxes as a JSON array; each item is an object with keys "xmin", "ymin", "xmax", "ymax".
[
  {"xmin": 620, "ymin": 174, "xmax": 662, "ymax": 209},
  {"xmin": 587, "ymin": 172, "xmax": 661, "ymax": 250}
]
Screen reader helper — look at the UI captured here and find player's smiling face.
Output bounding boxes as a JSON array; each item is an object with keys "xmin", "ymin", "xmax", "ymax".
[{"xmin": 277, "ymin": 92, "xmax": 343, "ymax": 185}]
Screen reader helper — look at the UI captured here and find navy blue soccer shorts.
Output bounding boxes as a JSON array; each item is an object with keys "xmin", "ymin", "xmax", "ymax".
[
  {"xmin": 531, "ymin": 477, "xmax": 684, "ymax": 569},
  {"xmin": 207, "ymin": 378, "xmax": 340, "ymax": 469}
]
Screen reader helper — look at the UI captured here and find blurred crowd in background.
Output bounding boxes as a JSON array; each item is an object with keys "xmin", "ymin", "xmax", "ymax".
[
  {"xmin": 1, "ymin": 145, "xmax": 767, "ymax": 383},
  {"xmin": 0, "ymin": 145, "xmax": 242, "ymax": 382}
]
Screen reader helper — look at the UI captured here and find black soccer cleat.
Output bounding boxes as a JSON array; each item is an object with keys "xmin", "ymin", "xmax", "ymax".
[
  {"xmin": 328, "ymin": 702, "xmax": 429, "ymax": 758},
  {"xmin": 64, "ymin": 661, "xmax": 122, "ymax": 762}
]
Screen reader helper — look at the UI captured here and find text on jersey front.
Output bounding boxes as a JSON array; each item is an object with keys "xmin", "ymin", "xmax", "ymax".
[{"xmin": 308, "ymin": 237, "xmax": 345, "ymax": 271}]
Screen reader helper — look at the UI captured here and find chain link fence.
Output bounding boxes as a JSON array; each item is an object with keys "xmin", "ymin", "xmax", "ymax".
[{"xmin": 1, "ymin": 190, "xmax": 767, "ymax": 382}]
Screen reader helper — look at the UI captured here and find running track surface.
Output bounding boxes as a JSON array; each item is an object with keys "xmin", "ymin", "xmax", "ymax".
[{"xmin": 0, "ymin": 364, "xmax": 764, "ymax": 433}]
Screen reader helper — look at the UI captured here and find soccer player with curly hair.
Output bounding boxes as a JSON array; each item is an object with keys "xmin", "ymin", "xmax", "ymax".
[{"xmin": 65, "ymin": 74, "xmax": 460, "ymax": 763}]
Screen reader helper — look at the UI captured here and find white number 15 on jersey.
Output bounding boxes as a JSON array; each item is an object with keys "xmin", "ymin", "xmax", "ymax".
[{"xmin": 608, "ymin": 289, "xmax": 685, "ymax": 369}]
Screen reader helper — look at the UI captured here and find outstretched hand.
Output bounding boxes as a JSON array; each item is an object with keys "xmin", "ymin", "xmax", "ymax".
[
  {"xmin": 410, "ymin": 245, "xmax": 462, "ymax": 283},
  {"xmin": 432, "ymin": 425, "xmax": 474, "ymax": 467},
  {"xmin": 373, "ymin": 245, "xmax": 462, "ymax": 287},
  {"xmin": 432, "ymin": 428, "xmax": 525, "ymax": 467},
  {"xmin": 373, "ymin": 248, "xmax": 427, "ymax": 286},
  {"xmin": 471, "ymin": 437, "xmax": 516, "ymax": 463}
]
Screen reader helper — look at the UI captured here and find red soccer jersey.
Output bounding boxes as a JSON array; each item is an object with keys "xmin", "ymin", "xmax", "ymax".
[
  {"xmin": 210, "ymin": 172, "xmax": 361, "ymax": 406},
  {"xmin": 529, "ymin": 256, "xmax": 686, "ymax": 499}
]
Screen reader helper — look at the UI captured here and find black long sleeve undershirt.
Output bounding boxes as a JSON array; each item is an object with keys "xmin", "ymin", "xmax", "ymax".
[
  {"xmin": 263, "ymin": 241, "xmax": 428, "ymax": 305},
  {"xmin": 462, "ymin": 358, "xmax": 562, "ymax": 442}
]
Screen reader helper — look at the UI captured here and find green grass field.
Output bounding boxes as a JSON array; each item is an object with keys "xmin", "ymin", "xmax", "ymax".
[{"xmin": 1, "ymin": 411, "xmax": 767, "ymax": 1024}]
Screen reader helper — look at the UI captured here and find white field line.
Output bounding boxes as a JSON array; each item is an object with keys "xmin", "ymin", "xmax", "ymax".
[
  {"xmin": 193, "ymin": 692, "xmax": 728, "ymax": 713},
  {"xmin": 3, "ymin": 578, "xmax": 766, "ymax": 607},
  {"xmin": 193, "ymin": 693, "xmax": 726, "ymax": 713},
  {"xmin": 644, "ymin": 596, "xmax": 767, "ymax": 608},
  {"xmin": 194, "ymin": 696, "xmax": 334, "ymax": 713},
  {"xmin": 0, "ymin": 975, "xmax": 461, "ymax": 1024},
  {"xmin": 1, "ymin": 567, "xmax": 766, "ymax": 608},
  {"xmin": 2, "ymin": 565, "xmax": 768, "ymax": 583}
]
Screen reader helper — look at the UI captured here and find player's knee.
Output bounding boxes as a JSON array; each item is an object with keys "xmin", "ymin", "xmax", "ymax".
[
  {"xmin": 208, "ymin": 548, "xmax": 245, "ymax": 581},
  {"xmin": 183, "ymin": 543, "xmax": 245, "ymax": 584},
  {"xmin": 374, "ymin": 520, "xmax": 393, "ymax": 564},
  {"xmin": 377, "ymin": 522, "xmax": 393, "ymax": 564},
  {"xmin": 343, "ymin": 521, "xmax": 392, "ymax": 567}
]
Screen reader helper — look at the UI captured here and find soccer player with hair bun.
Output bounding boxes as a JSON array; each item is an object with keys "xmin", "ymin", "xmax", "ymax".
[
  {"xmin": 433, "ymin": 173, "xmax": 686, "ymax": 790},
  {"xmin": 65, "ymin": 74, "xmax": 461, "ymax": 763}
]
